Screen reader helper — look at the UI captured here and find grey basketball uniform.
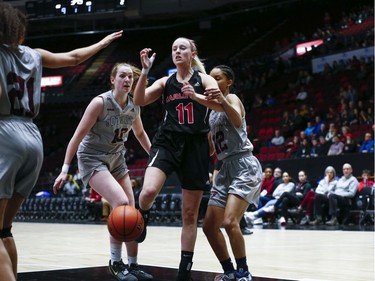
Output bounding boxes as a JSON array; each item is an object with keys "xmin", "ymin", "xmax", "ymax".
[
  {"xmin": 0, "ymin": 45, "xmax": 43, "ymax": 198},
  {"xmin": 208, "ymin": 110, "xmax": 262, "ymax": 208},
  {"xmin": 77, "ymin": 91, "xmax": 140, "ymax": 186}
]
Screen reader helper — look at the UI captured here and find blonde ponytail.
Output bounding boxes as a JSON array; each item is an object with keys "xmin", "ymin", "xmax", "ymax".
[{"xmin": 192, "ymin": 56, "xmax": 206, "ymax": 74}]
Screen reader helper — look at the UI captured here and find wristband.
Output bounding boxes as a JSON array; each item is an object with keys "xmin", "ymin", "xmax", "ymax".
[
  {"xmin": 62, "ymin": 164, "xmax": 70, "ymax": 173},
  {"xmin": 141, "ymin": 68, "xmax": 149, "ymax": 75}
]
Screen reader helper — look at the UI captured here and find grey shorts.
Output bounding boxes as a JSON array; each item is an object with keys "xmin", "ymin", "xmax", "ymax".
[
  {"xmin": 208, "ymin": 152, "xmax": 262, "ymax": 208},
  {"xmin": 0, "ymin": 117, "xmax": 43, "ymax": 199},
  {"xmin": 77, "ymin": 147, "xmax": 128, "ymax": 187}
]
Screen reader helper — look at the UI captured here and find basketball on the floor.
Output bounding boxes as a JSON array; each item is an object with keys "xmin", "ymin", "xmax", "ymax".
[{"xmin": 107, "ymin": 205, "xmax": 144, "ymax": 242}]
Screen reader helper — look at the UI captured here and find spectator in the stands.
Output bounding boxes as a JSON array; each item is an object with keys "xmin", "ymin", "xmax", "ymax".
[
  {"xmin": 342, "ymin": 134, "xmax": 357, "ymax": 154},
  {"xmin": 317, "ymin": 135, "xmax": 330, "ymax": 156},
  {"xmin": 291, "ymin": 108, "xmax": 306, "ymax": 131},
  {"xmin": 265, "ymin": 93, "xmax": 277, "ymax": 107},
  {"xmin": 339, "ymin": 108, "xmax": 350, "ymax": 127},
  {"xmin": 313, "ymin": 116, "xmax": 324, "ymax": 136},
  {"xmin": 299, "ymin": 130, "xmax": 307, "ymax": 142},
  {"xmin": 281, "ymin": 111, "xmax": 295, "ymax": 138},
  {"xmin": 310, "ymin": 166, "xmax": 338, "ymax": 225},
  {"xmin": 304, "ymin": 121, "xmax": 315, "ymax": 138},
  {"xmin": 296, "ymin": 86, "xmax": 308, "ymax": 102},
  {"xmin": 299, "ymin": 104, "xmax": 310, "ymax": 122},
  {"xmin": 274, "ymin": 170, "xmax": 312, "ymax": 226},
  {"xmin": 325, "ymin": 163, "xmax": 359, "ymax": 226},
  {"xmin": 325, "ymin": 123, "xmax": 336, "ymax": 143},
  {"xmin": 359, "ymin": 132, "xmax": 374, "ymax": 153},
  {"xmin": 295, "ymin": 138, "xmax": 311, "ymax": 159},
  {"xmin": 359, "ymin": 108, "xmax": 372, "ymax": 125},
  {"xmin": 348, "ymin": 107, "xmax": 360, "ymax": 126},
  {"xmin": 270, "ymin": 129, "xmax": 285, "ymax": 147},
  {"xmin": 257, "ymin": 167, "xmax": 275, "ymax": 209},
  {"xmin": 309, "ymin": 138, "xmax": 320, "ymax": 158},
  {"xmin": 339, "ymin": 126, "xmax": 351, "ymax": 143},
  {"xmin": 285, "ymin": 135, "xmax": 299, "ymax": 159},
  {"xmin": 327, "ymin": 135, "xmax": 344, "ymax": 156},
  {"xmin": 346, "ymin": 83, "xmax": 358, "ymax": 104},
  {"xmin": 357, "ymin": 169, "xmax": 374, "ymax": 225},
  {"xmin": 272, "ymin": 167, "xmax": 283, "ymax": 192}
]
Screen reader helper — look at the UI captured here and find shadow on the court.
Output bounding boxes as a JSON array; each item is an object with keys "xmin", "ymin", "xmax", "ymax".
[{"xmin": 18, "ymin": 265, "xmax": 293, "ymax": 281}]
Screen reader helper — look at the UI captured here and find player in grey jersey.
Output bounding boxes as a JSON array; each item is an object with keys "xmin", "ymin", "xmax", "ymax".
[
  {"xmin": 53, "ymin": 64, "xmax": 152, "ymax": 281},
  {"xmin": 189, "ymin": 65, "xmax": 262, "ymax": 281},
  {"xmin": 0, "ymin": 3, "xmax": 122, "ymax": 280}
]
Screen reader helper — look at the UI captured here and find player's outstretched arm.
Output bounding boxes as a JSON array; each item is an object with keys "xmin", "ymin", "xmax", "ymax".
[{"xmin": 36, "ymin": 30, "xmax": 123, "ymax": 68}]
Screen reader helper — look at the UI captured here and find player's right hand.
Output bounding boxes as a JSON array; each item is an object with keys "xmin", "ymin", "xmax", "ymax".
[{"xmin": 140, "ymin": 48, "xmax": 156, "ymax": 73}]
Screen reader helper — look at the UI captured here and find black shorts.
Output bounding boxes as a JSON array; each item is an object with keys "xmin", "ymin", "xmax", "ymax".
[{"xmin": 148, "ymin": 129, "xmax": 210, "ymax": 191}]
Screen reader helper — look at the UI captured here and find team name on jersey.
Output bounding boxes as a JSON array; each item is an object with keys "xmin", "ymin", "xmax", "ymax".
[
  {"xmin": 106, "ymin": 114, "xmax": 133, "ymax": 127},
  {"xmin": 165, "ymin": 92, "xmax": 188, "ymax": 103}
]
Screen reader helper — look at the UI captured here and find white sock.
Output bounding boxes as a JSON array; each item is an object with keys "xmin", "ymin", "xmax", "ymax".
[
  {"xmin": 128, "ymin": 256, "xmax": 137, "ymax": 266},
  {"xmin": 110, "ymin": 241, "xmax": 122, "ymax": 264}
]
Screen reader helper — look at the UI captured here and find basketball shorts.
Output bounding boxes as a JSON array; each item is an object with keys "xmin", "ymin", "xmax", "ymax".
[
  {"xmin": 208, "ymin": 152, "xmax": 262, "ymax": 208},
  {"xmin": 148, "ymin": 130, "xmax": 210, "ymax": 191},
  {"xmin": 0, "ymin": 117, "xmax": 43, "ymax": 199},
  {"xmin": 77, "ymin": 146, "xmax": 128, "ymax": 187}
]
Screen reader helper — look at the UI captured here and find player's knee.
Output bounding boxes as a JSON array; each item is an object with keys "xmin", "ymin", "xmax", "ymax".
[
  {"xmin": 182, "ymin": 209, "xmax": 197, "ymax": 225},
  {"xmin": 0, "ymin": 227, "xmax": 13, "ymax": 239},
  {"xmin": 222, "ymin": 217, "xmax": 237, "ymax": 231},
  {"xmin": 139, "ymin": 189, "xmax": 157, "ymax": 206}
]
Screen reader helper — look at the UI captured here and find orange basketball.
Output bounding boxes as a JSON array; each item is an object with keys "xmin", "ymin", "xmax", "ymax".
[{"xmin": 107, "ymin": 205, "xmax": 144, "ymax": 242}]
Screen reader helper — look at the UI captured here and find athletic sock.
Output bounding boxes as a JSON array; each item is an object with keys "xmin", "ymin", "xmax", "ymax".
[
  {"xmin": 177, "ymin": 251, "xmax": 193, "ymax": 279},
  {"xmin": 235, "ymin": 256, "xmax": 248, "ymax": 273},
  {"xmin": 128, "ymin": 256, "xmax": 137, "ymax": 266},
  {"xmin": 110, "ymin": 241, "xmax": 122, "ymax": 263},
  {"xmin": 220, "ymin": 258, "xmax": 235, "ymax": 273}
]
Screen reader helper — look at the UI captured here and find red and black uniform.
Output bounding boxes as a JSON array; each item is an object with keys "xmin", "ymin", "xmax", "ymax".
[{"xmin": 148, "ymin": 71, "xmax": 211, "ymax": 190}]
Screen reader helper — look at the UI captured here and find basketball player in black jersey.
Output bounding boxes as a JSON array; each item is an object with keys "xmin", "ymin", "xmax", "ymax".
[{"xmin": 133, "ymin": 39, "xmax": 222, "ymax": 281}]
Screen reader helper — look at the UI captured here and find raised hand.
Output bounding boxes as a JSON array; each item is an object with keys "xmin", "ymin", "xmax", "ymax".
[
  {"xmin": 139, "ymin": 48, "xmax": 156, "ymax": 74},
  {"xmin": 99, "ymin": 30, "xmax": 123, "ymax": 48}
]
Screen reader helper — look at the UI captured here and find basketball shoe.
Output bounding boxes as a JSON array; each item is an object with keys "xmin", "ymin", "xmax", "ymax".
[
  {"xmin": 109, "ymin": 259, "xmax": 137, "ymax": 281},
  {"xmin": 235, "ymin": 269, "xmax": 253, "ymax": 281},
  {"xmin": 214, "ymin": 271, "xmax": 236, "ymax": 281},
  {"xmin": 128, "ymin": 263, "xmax": 153, "ymax": 280}
]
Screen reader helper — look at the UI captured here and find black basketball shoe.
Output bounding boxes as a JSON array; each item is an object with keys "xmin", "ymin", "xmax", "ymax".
[
  {"xmin": 128, "ymin": 263, "xmax": 153, "ymax": 280},
  {"xmin": 109, "ymin": 259, "xmax": 137, "ymax": 281}
]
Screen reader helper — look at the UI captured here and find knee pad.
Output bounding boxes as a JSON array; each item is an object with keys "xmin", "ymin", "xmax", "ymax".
[{"xmin": 0, "ymin": 226, "xmax": 13, "ymax": 239}]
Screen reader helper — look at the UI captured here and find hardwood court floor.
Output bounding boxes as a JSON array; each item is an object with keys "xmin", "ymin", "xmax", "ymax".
[{"xmin": 15, "ymin": 222, "xmax": 374, "ymax": 281}]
